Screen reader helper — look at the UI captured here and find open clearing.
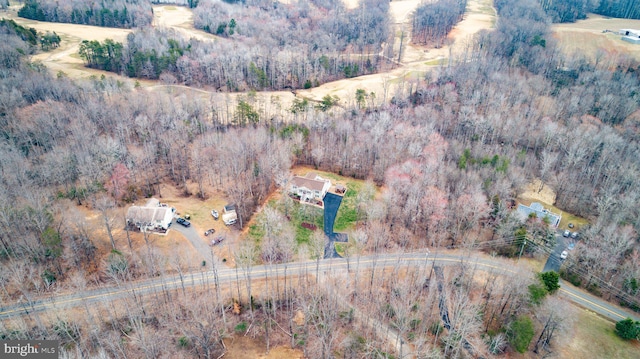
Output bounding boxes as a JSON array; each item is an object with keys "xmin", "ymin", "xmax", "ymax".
[
  {"xmin": 561, "ymin": 309, "xmax": 640, "ymax": 359},
  {"xmin": 552, "ymin": 13, "xmax": 640, "ymax": 62},
  {"xmin": 224, "ymin": 336, "xmax": 303, "ymax": 359},
  {"xmin": 518, "ymin": 179, "xmax": 589, "ymax": 230}
]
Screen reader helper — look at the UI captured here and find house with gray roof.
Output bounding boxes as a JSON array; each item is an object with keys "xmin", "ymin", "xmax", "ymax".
[
  {"xmin": 290, "ymin": 172, "xmax": 331, "ymax": 205},
  {"xmin": 517, "ymin": 202, "xmax": 561, "ymax": 227},
  {"xmin": 126, "ymin": 198, "xmax": 175, "ymax": 233}
]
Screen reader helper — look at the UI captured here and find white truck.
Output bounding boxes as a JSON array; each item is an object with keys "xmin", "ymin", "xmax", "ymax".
[{"xmin": 222, "ymin": 204, "xmax": 238, "ymax": 225}]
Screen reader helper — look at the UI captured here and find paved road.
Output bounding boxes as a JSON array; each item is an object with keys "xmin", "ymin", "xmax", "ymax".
[{"xmin": 1, "ymin": 252, "xmax": 638, "ymax": 322}]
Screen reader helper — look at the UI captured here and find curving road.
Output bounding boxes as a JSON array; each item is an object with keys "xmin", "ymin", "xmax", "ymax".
[{"xmin": 1, "ymin": 252, "xmax": 638, "ymax": 323}]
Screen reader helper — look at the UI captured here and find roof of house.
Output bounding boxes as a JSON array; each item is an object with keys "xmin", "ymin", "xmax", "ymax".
[
  {"xmin": 291, "ymin": 175, "xmax": 328, "ymax": 192},
  {"xmin": 517, "ymin": 202, "xmax": 561, "ymax": 226},
  {"xmin": 145, "ymin": 198, "xmax": 160, "ymax": 207},
  {"xmin": 126, "ymin": 206, "xmax": 172, "ymax": 224}
]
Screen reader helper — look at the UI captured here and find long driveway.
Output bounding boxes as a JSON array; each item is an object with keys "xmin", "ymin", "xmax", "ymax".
[
  {"xmin": 543, "ymin": 230, "xmax": 567, "ymax": 273},
  {"xmin": 323, "ymin": 193, "xmax": 347, "ymax": 258},
  {"xmin": 171, "ymin": 219, "xmax": 224, "ymax": 268},
  {"xmin": 1, "ymin": 252, "xmax": 638, "ymax": 322}
]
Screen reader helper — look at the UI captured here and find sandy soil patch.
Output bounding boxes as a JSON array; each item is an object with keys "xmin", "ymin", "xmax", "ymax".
[
  {"xmin": 153, "ymin": 5, "xmax": 219, "ymax": 42},
  {"xmin": 153, "ymin": 5, "xmax": 192, "ymax": 28},
  {"xmin": 552, "ymin": 14, "xmax": 640, "ymax": 62},
  {"xmin": 519, "ymin": 179, "xmax": 557, "ymax": 205},
  {"xmin": 224, "ymin": 336, "xmax": 304, "ymax": 359}
]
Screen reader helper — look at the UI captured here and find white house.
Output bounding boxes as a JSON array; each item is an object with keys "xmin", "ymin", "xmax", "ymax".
[
  {"xmin": 290, "ymin": 172, "xmax": 331, "ymax": 203},
  {"xmin": 126, "ymin": 198, "xmax": 175, "ymax": 232},
  {"xmin": 619, "ymin": 29, "xmax": 640, "ymax": 44},
  {"xmin": 516, "ymin": 202, "xmax": 561, "ymax": 227},
  {"xmin": 619, "ymin": 29, "xmax": 640, "ymax": 37}
]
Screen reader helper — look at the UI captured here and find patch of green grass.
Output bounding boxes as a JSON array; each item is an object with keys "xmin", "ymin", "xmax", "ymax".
[
  {"xmin": 425, "ymin": 58, "xmax": 447, "ymax": 66},
  {"xmin": 234, "ymin": 321, "xmax": 247, "ymax": 333},
  {"xmin": 568, "ymin": 311, "xmax": 640, "ymax": 359},
  {"xmin": 334, "ymin": 181, "xmax": 364, "ymax": 231},
  {"xmin": 335, "ymin": 243, "xmax": 347, "ymax": 257},
  {"xmin": 290, "ymin": 202, "xmax": 323, "ymax": 245},
  {"xmin": 248, "ymin": 223, "xmax": 264, "ymax": 240},
  {"xmin": 296, "ymin": 226, "xmax": 314, "ymax": 246}
]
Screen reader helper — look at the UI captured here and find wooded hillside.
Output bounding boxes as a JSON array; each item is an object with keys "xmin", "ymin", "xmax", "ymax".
[
  {"xmin": 1, "ymin": 0, "xmax": 640, "ymax": 357},
  {"xmin": 74, "ymin": 0, "xmax": 391, "ymax": 90}
]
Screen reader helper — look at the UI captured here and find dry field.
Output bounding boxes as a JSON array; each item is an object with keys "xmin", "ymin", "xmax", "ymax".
[{"xmin": 552, "ymin": 13, "xmax": 640, "ymax": 63}]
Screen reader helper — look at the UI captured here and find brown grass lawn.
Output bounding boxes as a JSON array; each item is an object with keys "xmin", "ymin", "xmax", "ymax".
[
  {"xmin": 223, "ymin": 336, "xmax": 304, "ymax": 359},
  {"xmin": 552, "ymin": 13, "xmax": 640, "ymax": 63},
  {"xmin": 518, "ymin": 179, "xmax": 590, "ymax": 230},
  {"xmin": 560, "ymin": 309, "xmax": 640, "ymax": 359}
]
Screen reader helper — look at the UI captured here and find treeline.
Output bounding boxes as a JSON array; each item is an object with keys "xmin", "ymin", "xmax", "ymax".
[
  {"xmin": 595, "ymin": 0, "xmax": 640, "ymax": 19},
  {"xmin": 0, "ymin": 19, "xmax": 60, "ymax": 52},
  {"xmin": 78, "ymin": 29, "xmax": 186, "ymax": 77},
  {"xmin": 539, "ymin": 0, "xmax": 640, "ymax": 22},
  {"xmin": 412, "ymin": 0, "xmax": 468, "ymax": 46},
  {"xmin": 18, "ymin": 0, "xmax": 153, "ymax": 28},
  {"xmin": 78, "ymin": 16, "xmax": 389, "ymax": 91},
  {"xmin": 191, "ymin": 0, "xmax": 391, "ymax": 89},
  {"xmin": 151, "ymin": 0, "xmax": 199, "ymax": 7}
]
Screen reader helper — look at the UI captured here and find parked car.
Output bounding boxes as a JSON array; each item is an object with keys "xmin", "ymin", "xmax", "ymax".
[
  {"xmin": 567, "ymin": 242, "xmax": 575, "ymax": 250},
  {"xmin": 571, "ymin": 232, "xmax": 579, "ymax": 239},
  {"xmin": 563, "ymin": 230, "xmax": 570, "ymax": 237},
  {"xmin": 204, "ymin": 228, "xmax": 215, "ymax": 236},
  {"xmin": 210, "ymin": 236, "xmax": 225, "ymax": 246},
  {"xmin": 211, "ymin": 209, "xmax": 219, "ymax": 220},
  {"xmin": 176, "ymin": 217, "xmax": 191, "ymax": 227},
  {"xmin": 560, "ymin": 250, "xmax": 568, "ymax": 260}
]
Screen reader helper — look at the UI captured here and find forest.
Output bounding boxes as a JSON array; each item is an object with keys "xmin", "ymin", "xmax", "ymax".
[
  {"xmin": 17, "ymin": 0, "xmax": 154, "ymax": 28},
  {"xmin": 412, "ymin": 0, "xmax": 468, "ymax": 46},
  {"xmin": 1, "ymin": 0, "xmax": 640, "ymax": 357},
  {"xmin": 75, "ymin": 0, "xmax": 391, "ymax": 90},
  {"xmin": 538, "ymin": 0, "xmax": 640, "ymax": 22}
]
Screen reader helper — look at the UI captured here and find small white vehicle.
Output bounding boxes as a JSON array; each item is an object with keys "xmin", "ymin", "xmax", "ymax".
[{"xmin": 560, "ymin": 250, "xmax": 568, "ymax": 260}]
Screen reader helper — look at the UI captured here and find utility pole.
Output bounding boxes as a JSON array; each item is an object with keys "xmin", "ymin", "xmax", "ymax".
[{"xmin": 518, "ymin": 236, "xmax": 527, "ymax": 262}]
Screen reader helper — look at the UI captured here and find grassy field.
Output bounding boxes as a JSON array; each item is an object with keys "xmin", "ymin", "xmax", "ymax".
[
  {"xmin": 560, "ymin": 309, "xmax": 640, "ymax": 359},
  {"xmin": 249, "ymin": 169, "xmax": 375, "ymax": 248},
  {"xmin": 552, "ymin": 14, "xmax": 640, "ymax": 63}
]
